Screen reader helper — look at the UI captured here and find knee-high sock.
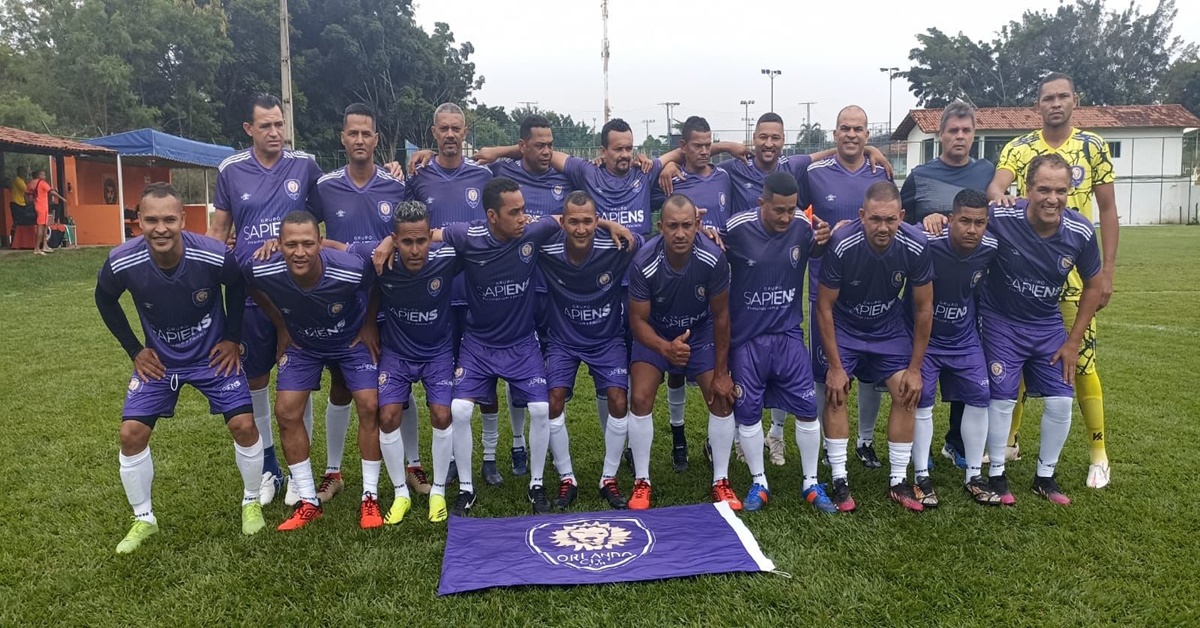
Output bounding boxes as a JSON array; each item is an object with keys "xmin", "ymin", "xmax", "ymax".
[
  {"xmin": 431, "ymin": 426, "xmax": 453, "ymax": 497},
  {"xmin": 857, "ymin": 385, "xmax": 882, "ymax": 446},
  {"xmin": 709, "ymin": 412, "xmax": 735, "ymax": 484},
  {"xmin": 740, "ymin": 423, "xmax": 767, "ymax": 489},
  {"xmin": 303, "ymin": 395, "xmax": 314, "ymax": 442},
  {"xmin": 815, "ymin": 383, "xmax": 827, "ymax": 431},
  {"xmin": 549, "ymin": 413, "xmax": 575, "ymax": 484},
  {"xmin": 1008, "ymin": 382, "xmax": 1026, "ymax": 447},
  {"xmin": 527, "ymin": 402, "xmax": 551, "ymax": 488},
  {"xmin": 233, "ymin": 437, "xmax": 264, "ymax": 505},
  {"xmin": 796, "ymin": 419, "xmax": 821, "ymax": 490},
  {"xmin": 508, "ymin": 383, "xmax": 527, "ymax": 449},
  {"xmin": 769, "ymin": 409, "xmax": 785, "ymax": 439},
  {"xmin": 480, "ymin": 411, "xmax": 499, "ymax": 462},
  {"xmin": 668, "ymin": 384, "xmax": 686, "ymax": 427},
  {"xmin": 1076, "ymin": 371, "xmax": 1107, "ymax": 465},
  {"xmin": 401, "ymin": 403, "xmax": 421, "ymax": 467},
  {"xmin": 961, "ymin": 404, "xmax": 989, "ymax": 483},
  {"xmin": 601, "ymin": 414, "xmax": 628, "ymax": 484},
  {"xmin": 361, "ymin": 459, "xmax": 381, "ymax": 499},
  {"xmin": 629, "ymin": 412, "xmax": 654, "ymax": 483},
  {"xmin": 120, "ymin": 448, "xmax": 155, "ymax": 524},
  {"xmin": 250, "ymin": 387, "xmax": 280, "ymax": 476},
  {"xmin": 596, "ymin": 394, "xmax": 610, "ymax": 433},
  {"xmin": 826, "ymin": 437, "xmax": 848, "ymax": 481},
  {"xmin": 988, "ymin": 399, "xmax": 1016, "ymax": 477},
  {"xmin": 1038, "ymin": 396, "xmax": 1074, "ymax": 477},
  {"xmin": 379, "ymin": 427, "xmax": 410, "ymax": 499},
  {"xmin": 324, "ymin": 401, "xmax": 352, "ymax": 474},
  {"xmin": 288, "ymin": 458, "xmax": 318, "ymax": 506},
  {"xmin": 888, "ymin": 441, "xmax": 911, "ymax": 486},
  {"xmin": 450, "ymin": 399, "xmax": 476, "ymax": 493},
  {"xmin": 913, "ymin": 406, "xmax": 934, "ymax": 478}
]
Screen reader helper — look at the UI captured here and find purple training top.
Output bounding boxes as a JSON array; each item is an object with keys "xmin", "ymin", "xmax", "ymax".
[
  {"xmin": 906, "ymin": 227, "xmax": 997, "ymax": 355},
  {"xmin": 628, "ymin": 233, "xmax": 730, "ymax": 346},
  {"xmin": 537, "ymin": 230, "xmax": 641, "ymax": 348},
  {"xmin": 489, "ymin": 158, "xmax": 574, "ymax": 217},
  {"xmin": 563, "ymin": 156, "xmax": 663, "ymax": 235},
  {"xmin": 317, "ymin": 166, "xmax": 406, "ymax": 246},
  {"xmin": 654, "ymin": 166, "xmax": 733, "ymax": 230},
  {"xmin": 717, "ymin": 154, "xmax": 812, "ymax": 216},
  {"xmin": 214, "ymin": 149, "xmax": 323, "ymax": 264},
  {"xmin": 407, "ymin": 159, "xmax": 493, "ymax": 227},
  {"xmin": 721, "ymin": 209, "xmax": 816, "ymax": 347}
]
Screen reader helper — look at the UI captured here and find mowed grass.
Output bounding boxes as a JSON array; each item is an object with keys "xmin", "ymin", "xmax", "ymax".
[{"xmin": 1, "ymin": 227, "xmax": 1198, "ymax": 626}]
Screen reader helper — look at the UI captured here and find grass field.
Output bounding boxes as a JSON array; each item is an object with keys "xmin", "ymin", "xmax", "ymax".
[{"xmin": 2, "ymin": 227, "xmax": 1199, "ymax": 626}]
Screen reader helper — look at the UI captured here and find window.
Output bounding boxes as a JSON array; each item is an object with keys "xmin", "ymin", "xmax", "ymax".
[
  {"xmin": 983, "ymin": 135, "xmax": 1017, "ymax": 165},
  {"xmin": 921, "ymin": 138, "xmax": 936, "ymax": 164},
  {"xmin": 1108, "ymin": 141, "xmax": 1122, "ymax": 158}
]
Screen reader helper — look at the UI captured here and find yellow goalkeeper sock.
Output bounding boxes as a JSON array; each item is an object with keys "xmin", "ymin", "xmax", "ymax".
[
  {"xmin": 1076, "ymin": 370, "xmax": 1107, "ymax": 465},
  {"xmin": 1007, "ymin": 381, "xmax": 1026, "ymax": 448}
]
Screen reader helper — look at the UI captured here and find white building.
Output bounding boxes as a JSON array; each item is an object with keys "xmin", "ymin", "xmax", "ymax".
[{"xmin": 892, "ymin": 105, "xmax": 1200, "ymax": 225}]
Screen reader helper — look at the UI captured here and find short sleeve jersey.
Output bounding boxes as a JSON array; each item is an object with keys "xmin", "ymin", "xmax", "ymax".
[
  {"xmin": 214, "ymin": 149, "xmax": 324, "ymax": 264},
  {"xmin": 317, "ymin": 166, "xmax": 407, "ymax": 246},
  {"xmin": 717, "ymin": 154, "xmax": 812, "ymax": 216},
  {"xmin": 537, "ymin": 230, "xmax": 641, "ymax": 348},
  {"xmin": 906, "ymin": 228, "xmax": 998, "ymax": 354},
  {"xmin": 807, "ymin": 157, "xmax": 893, "ymax": 227},
  {"xmin": 406, "ymin": 159, "xmax": 493, "ymax": 227},
  {"xmin": 996, "ymin": 128, "xmax": 1115, "ymax": 221},
  {"xmin": 562, "ymin": 156, "xmax": 663, "ymax": 235},
  {"xmin": 654, "ymin": 166, "xmax": 733, "ymax": 230},
  {"xmin": 628, "ymin": 233, "xmax": 730, "ymax": 346},
  {"xmin": 488, "ymin": 159, "xmax": 574, "ymax": 217},
  {"xmin": 721, "ymin": 209, "xmax": 816, "ymax": 346}
]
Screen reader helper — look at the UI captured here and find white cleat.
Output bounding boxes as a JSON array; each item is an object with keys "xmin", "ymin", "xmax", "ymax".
[
  {"xmin": 1086, "ymin": 462, "xmax": 1111, "ymax": 489},
  {"xmin": 765, "ymin": 434, "xmax": 786, "ymax": 466},
  {"xmin": 283, "ymin": 475, "xmax": 301, "ymax": 506},
  {"xmin": 258, "ymin": 472, "xmax": 280, "ymax": 506}
]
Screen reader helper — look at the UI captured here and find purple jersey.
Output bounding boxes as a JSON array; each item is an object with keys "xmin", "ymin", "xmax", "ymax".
[
  {"xmin": 407, "ymin": 159, "xmax": 492, "ymax": 227},
  {"xmin": 441, "ymin": 216, "xmax": 562, "ymax": 347},
  {"xmin": 563, "ymin": 156, "xmax": 663, "ymax": 234},
  {"xmin": 806, "ymin": 157, "xmax": 891, "ymax": 227},
  {"xmin": 348, "ymin": 241, "xmax": 463, "ymax": 360},
  {"xmin": 628, "ymin": 233, "xmax": 730, "ymax": 346},
  {"xmin": 214, "ymin": 149, "xmax": 323, "ymax": 263},
  {"xmin": 98, "ymin": 232, "xmax": 241, "ymax": 367},
  {"xmin": 906, "ymin": 228, "xmax": 998, "ymax": 354},
  {"xmin": 489, "ymin": 159, "xmax": 573, "ymax": 217},
  {"xmin": 537, "ymin": 230, "xmax": 641, "ymax": 348},
  {"xmin": 317, "ymin": 166, "xmax": 406, "ymax": 245},
  {"xmin": 246, "ymin": 248, "xmax": 373, "ymax": 353},
  {"xmin": 717, "ymin": 154, "xmax": 812, "ymax": 216},
  {"xmin": 979, "ymin": 200, "xmax": 1102, "ymax": 326},
  {"xmin": 654, "ymin": 166, "xmax": 733, "ymax": 230},
  {"xmin": 820, "ymin": 220, "xmax": 933, "ymax": 338},
  {"xmin": 722, "ymin": 209, "xmax": 816, "ymax": 346}
]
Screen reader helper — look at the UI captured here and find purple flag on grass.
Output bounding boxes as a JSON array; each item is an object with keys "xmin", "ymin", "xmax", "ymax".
[{"xmin": 438, "ymin": 502, "xmax": 776, "ymax": 595}]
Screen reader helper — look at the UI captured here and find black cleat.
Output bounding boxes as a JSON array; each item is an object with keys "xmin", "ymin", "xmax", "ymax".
[
  {"xmin": 599, "ymin": 478, "xmax": 628, "ymax": 509},
  {"xmin": 511, "ymin": 446, "xmax": 529, "ymax": 476},
  {"xmin": 622, "ymin": 447, "xmax": 636, "ymax": 476},
  {"xmin": 829, "ymin": 477, "xmax": 856, "ymax": 512},
  {"xmin": 481, "ymin": 459, "xmax": 503, "ymax": 486},
  {"xmin": 450, "ymin": 490, "xmax": 476, "ymax": 516},
  {"xmin": 528, "ymin": 484, "xmax": 552, "ymax": 514},
  {"xmin": 856, "ymin": 442, "xmax": 882, "ymax": 469},
  {"xmin": 703, "ymin": 439, "xmax": 713, "ymax": 463},
  {"xmin": 914, "ymin": 476, "xmax": 940, "ymax": 509},
  {"xmin": 989, "ymin": 473, "xmax": 1016, "ymax": 506},
  {"xmin": 446, "ymin": 460, "xmax": 459, "ymax": 485},
  {"xmin": 964, "ymin": 475, "xmax": 1001, "ymax": 506},
  {"xmin": 672, "ymin": 425, "xmax": 689, "ymax": 473},
  {"xmin": 552, "ymin": 480, "xmax": 578, "ymax": 511},
  {"xmin": 1032, "ymin": 475, "xmax": 1071, "ymax": 506}
]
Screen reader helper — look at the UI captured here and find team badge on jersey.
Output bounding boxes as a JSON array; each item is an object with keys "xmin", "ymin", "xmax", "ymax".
[
  {"xmin": 378, "ymin": 371, "xmax": 389, "ymax": 389},
  {"xmin": 891, "ymin": 270, "xmax": 906, "ymax": 287},
  {"xmin": 520, "ymin": 242, "xmax": 535, "ymax": 263},
  {"xmin": 719, "ymin": 192, "xmax": 727, "ymax": 208},
  {"xmin": 597, "ymin": 271, "xmax": 613, "ymax": 290},
  {"xmin": 1058, "ymin": 255, "xmax": 1075, "ymax": 274},
  {"xmin": 192, "ymin": 288, "xmax": 211, "ymax": 307},
  {"xmin": 989, "ymin": 361, "xmax": 1004, "ymax": 379},
  {"xmin": 695, "ymin": 285, "xmax": 707, "ymax": 301},
  {"xmin": 127, "ymin": 377, "xmax": 142, "ymax": 393},
  {"xmin": 552, "ymin": 185, "xmax": 565, "ymax": 201},
  {"xmin": 528, "ymin": 518, "xmax": 653, "ymax": 572},
  {"xmin": 427, "ymin": 277, "xmax": 443, "ymax": 296},
  {"xmin": 790, "ymin": 245, "xmax": 801, "ymax": 268},
  {"xmin": 239, "ymin": 342, "xmax": 247, "ymax": 356},
  {"xmin": 1069, "ymin": 165, "xmax": 1085, "ymax": 186},
  {"xmin": 328, "ymin": 302, "xmax": 345, "ymax": 316},
  {"xmin": 465, "ymin": 187, "xmax": 480, "ymax": 209},
  {"xmin": 378, "ymin": 201, "xmax": 393, "ymax": 222},
  {"xmin": 971, "ymin": 270, "xmax": 984, "ymax": 288},
  {"xmin": 285, "ymin": 179, "xmax": 301, "ymax": 200}
]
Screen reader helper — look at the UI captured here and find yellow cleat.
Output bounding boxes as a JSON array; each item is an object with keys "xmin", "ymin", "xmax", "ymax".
[
  {"xmin": 384, "ymin": 496, "xmax": 412, "ymax": 525},
  {"xmin": 116, "ymin": 519, "xmax": 159, "ymax": 554},
  {"xmin": 428, "ymin": 493, "xmax": 448, "ymax": 523}
]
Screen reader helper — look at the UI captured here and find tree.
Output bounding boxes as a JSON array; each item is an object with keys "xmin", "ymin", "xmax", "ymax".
[
  {"xmin": 793, "ymin": 123, "xmax": 826, "ymax": 152},
  {"xmin": 1160, "ymin": 54, "xmax": 1200, "ymax": 118}
]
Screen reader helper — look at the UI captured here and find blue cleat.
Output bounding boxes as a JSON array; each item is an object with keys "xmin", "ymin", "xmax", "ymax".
[
  {"xmin": 803, "ymin": 483, "xmax": 839, "ymax": 514},
  {"xmin": 511, "ymin": 446, "xmax": 529, "ymax": 476},
  {"xmin": 940, "ymin": 444, "xmax": 966, "ymax": 470},
  {"xmin": 743, "ymin": 483, "xmax": 770, "ymax": 512}
]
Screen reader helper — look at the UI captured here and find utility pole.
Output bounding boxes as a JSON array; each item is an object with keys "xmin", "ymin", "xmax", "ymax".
[
  {"xmin": 740, "ymin": 99, "xmax": 755, "ymax": 145},
  {"xmin": 798, "ymin": 100, "xmax": 817, "ymax": 147},
  {"xmin": 761, "ymin": 69, "xmax": 781, "ymax": 112},
  {"xmin": 658, "ymin": 102, "xmax": 679, "ymax": 139},
  {"xmin": 601, "ymin": 0, "xmax": 610, "ymax": 123},
  {"xmin": 879, "ymin": 67, "xmax": 900, "ymax": 137},
  {"xmin": 279, "ymin": 0, "xmax": 295, "ymax": 148},
  {"xmin": 641, "ymin": 119, "xmax": 656, "ymax": 142},
  {"xmin": 518, "ymin": 101, "xmax": 539, "ymax": 113}
]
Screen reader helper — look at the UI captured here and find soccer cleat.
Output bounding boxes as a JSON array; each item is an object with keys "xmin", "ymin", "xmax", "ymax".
[
  {"xmin": 450, "ymin": 491, "xmax": 477, "ymax": 517},
  {"xmin": 820, "ymin": 448, "xmax": 830, "ymax": 466},
  {"xmin": 703, "ymin": 439, "xmax": 713, "ymax": 463},
  {"xmin": 1032, "ymin": 475, "xmax": 1071, "ymax": 506},
  {"xmin": 829, "ymin": 477, "xmax": 857, "ymax": 512},
  {"xmin": 553, "ymin": 480, "xmax": 578, "ymax": 511},
  {"xmin": 258, "ymin": 472, "xmax": 281, "ymax": 506},
  {"xmin": 360, "ymin": 494, "xmax": 384, "ymax": 529},
  {"xmin": 711, "ymin": 479, "xmax": 743, "ymax": 510},
  {"xmin": 528, "ymin": 485, "xmax": 552, "ymax": 514},
  {"xmin": 384, "ymin": 496, "xmax": 412, "ymax": 525},
  {"xmin": 511, "ymin": 446, "xmax": 529, "ymax": 476},
  {"xmin": 277, "ymin": 501, "xmax": 322, "ymax": 531},
  {"xmin": 116, "ymin": 519, "xmax": 159, "ymax": 554},
  {"xmin": 241, "ymin": 502, "xmax": 266, "ymax": 536},
  {"xmin": 734, "ymin": 439, "xmax": 746, "ymax": 463},
  {"xmin": 623, "ymin": 448, "xmax": 636, "ymax": 475},
  {"xmin": 672, "ymin": 429, "xmax": 689, "ymax": 473},
  {"xmin": 940, "ymin": 444, "xmax": 967, "ymax": 470},
  {"xmin": 802, "ymin": 484, "xmax": 838, "ymax": 514},
  {"xmin": 1086, "ymin": 462, "xmax": 1111, "ymax": 489},
  {"xmin": 964, "ymin": 475, "xmax": 1001, "ymax": 506},
  {"xmin": 315, "ymin": 472, "xmax": 344, "ymax": 503},
  {"xmin": 481, "ymin": 459, "xmax": 503, "ymax": 486},
  {"xmin": 405, "ymin": 466, "xmax": 432, "ymax": 495},
  {"xmin": 988, "ymin": 473, "xmax": 1017, "ymax": 506},
  {"xmin": 599, "ymin": 478, "xmax": 628, "ymax": 509},
  {"xmin": 283, "ymin": 475, "xmax": 301, "ymax": 507},
  {"xmin": 855, "ymin": 442, "xmax": 882, "ymax": 469},
  {"xmin": 628, "ymin": 480, "xmax": 653, "ymax": 510},
  {"xmin": 428, "ymin": 494, "xmax": 448, "ymax": 523},
  {"xmin": 888, "ymin": 483, "xmax": 925, "ymax": 512},
  {"xmin": 766, "ymin": 433, "xmax": 786, "ymax": 466},
  {"xmin": 743, "ymin": 483, "xmax": 770, "ymax": 512},
  {"xmin": 446, "ymin": 460, "xmax": 459, "ymax": 485},
  {"xmin": 913, "ymin": 476, "xmax": 940, "ymax": 509}
]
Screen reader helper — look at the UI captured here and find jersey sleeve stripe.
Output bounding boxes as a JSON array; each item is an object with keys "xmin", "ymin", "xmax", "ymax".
[
  {"xmin": 726, "ymin": 213, "xmax": 757, "ymax": 230},
  {"xmin": 184, "ymin": 250, "xmax": 226, "ymax": 267},
  {"xmin": 326, "ymin": 268, "xmax": 364, "ymax": 281},
  {"xmin": 217, "ymin": 151, "xmax": 252, "ymax": 173},
  {"xmin": 833, "ymin": 232, "xmax": 865, "ymax": 256},
  {"xmin": 693, "ymin": 247, "xmax": 719, "ymax": 267},
  {"xmin": 251, "ymin": 266, "xmax": 289, "ymax": 277},
  {"xmin": 317, "ymin": 168, "xmax": 345, "ymax": 185},
  {"xmin": 111, "ymin": 251, "xmax": 151, "ymax": 272},
  {"xmin": 642, "ymin": 258, "xmax": 661, "ymax": 278}
]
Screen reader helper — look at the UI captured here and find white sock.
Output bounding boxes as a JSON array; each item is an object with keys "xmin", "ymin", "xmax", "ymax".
[
  {"xmin": 596, "ymin": 394, "xmax": 610, "ymax": 433},
  {"xmin": 302, "ymin": 395, "xmax": 314, "ymax": 442},
  {"xmin": 668, "ymin": 384, "xmax": 686, "ymax": 427},
  {"xmin": 629, "ymin": 412, "xmax": 654, "ymax": 483},
  {"xmin": 987, "ymin": 399, "xmax": 1016, "ymax": 477},
  {"xmin": 961, "ymin": 404, "xmax": 988, "ymax": 483},
  {"xmin": 324, "ymin": 401, "xmax": 352, "ymax": 473},
  {"xmin": 508, "ymin": 383, "xmax": 527, "ymax": 449},
  {"xmin": 549, "ymin": 413, "xmax": 575, "ymax": 485},
  {"xmin": 431, "ymin": 426, "xmax": 453, "ymax": 497},
  {"xmin": 740, "ymin": 423, "xmax": 767, "ymax": 488},
  {"xmin": 815, "ymin": 382, "xmax": 827, "ymax": 427},
  {"xmin": 856, "ymin": 385, "xmax": 881, "ymax": 447},
  {"xmin": 288, "ymin": 458, "xmax": 318, "ymax": 505},
  {"xmin": 826, "ymin": 437, "xmax": 848, "ymax": 480},
  {"xmin": 119, "ymin": 448, "xmax": 155, "ymax": 524},
  {"xmin": 888, "ymin": 441, "xmax": 912, "ymax": 486},
  {"xmin": 1038, "ymin": 396, "xmax": 1074, "ymax": 478},
  {"xmin": 913, "ymin": 406, "xmax": 934, "ymax": 478},
  {"xmin": 361, "ymin": 458, "xmax": 381, "ymax": 499},
  {"xmin": 601, "ymin": 414, "xmax": 628, "ymax": 484},
  {"xmin": 527, "ymin": 401, "xmax": 551, "ymax": 487},
  {"xmin": 769, "ymin": 409, "xmax": 785, "ymax": 439},
  {"xmin": 796, "ymin": 419, "xmax": 821, "ymax": 490},
  {"xmin": 450, "ymin": 399, "xmax": 475, "ymax": 493},
  {"xmin": 480, "ymin": 411, "xmax": 499, "ymax": 462},
  {"xmin": 233, "ymin": 437, "xmax": 264, "ymax": 505},
  {"xmin": 250, "ymin": 388, "xmax": 274, "ymax": 449},
  {"xmin": 380, "ymin": 427, "xmax": 410, "ymax": 499},
  {"xmin": 401, "ymin": 403, "xmax": 421, "ymax": 467},
  {"xmin": 708, "ymin": 412, "xmax": 735, "ymax": 483}
]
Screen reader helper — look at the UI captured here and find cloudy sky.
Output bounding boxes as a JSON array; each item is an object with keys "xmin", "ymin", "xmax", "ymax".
[{"xmin": 414, "ymin": 0, "xmax": 1200, "ymax": 140}]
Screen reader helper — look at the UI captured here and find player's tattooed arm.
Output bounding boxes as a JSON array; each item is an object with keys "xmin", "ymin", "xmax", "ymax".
[
  {"xmin": 1093, "ymin": 182, "xmax": 1118, "ymax": 310},
  {"xmin": 900, "ymin": 282, "xmax": 933, "ymax": 410},
  {"xmin": 816, "ymin": 283, "xmax": 849, "ymax": 407}
]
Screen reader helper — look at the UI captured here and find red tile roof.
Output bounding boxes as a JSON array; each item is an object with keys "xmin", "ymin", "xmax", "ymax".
[
  {"xmin": 0, "ymin": 125, "xmax": 115, "ymax": 155},
  {"xmin": 892, "ymin": 104, "xmax": 1200, "ymax": 140}
]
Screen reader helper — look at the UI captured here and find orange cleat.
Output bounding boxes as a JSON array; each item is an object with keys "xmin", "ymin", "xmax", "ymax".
[
  {"xmin": 277, "ymin": 501, "xmax": 322, "ymax": 531},
  {"xmin": 628, "ymin": 479, "xmax": 653, "ymax": 510},
  {"xmin": 360, "ymin": 494, "xmax": 384, "ymax": 529},
  {"xmin": 711, "ymin": 478, "xmax": 743, "ymax": 510}
]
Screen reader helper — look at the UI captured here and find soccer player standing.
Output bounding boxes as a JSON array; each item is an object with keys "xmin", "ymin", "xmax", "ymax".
[{"xmin": 96, "ymin": 183, "xmax": 265, "ymax": 553}]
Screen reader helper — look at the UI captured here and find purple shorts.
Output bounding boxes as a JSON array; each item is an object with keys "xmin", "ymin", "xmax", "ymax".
[
  {"xmin": 378, "ymin": 349, "xmax": 455, "ymax": 408},
  {"xmin": 546, "ymin": 338, "xmax": 629, "ymax": 400},
  {"xmin": 453, "ymin": 333, "xmax": 548, "ymax": 405},
  {"xmin": 240, "ymin": 306, "xmax": 277, "ymax": 380},
  {"xmin": 813, "ymin": 326, "xmax": 911, "ymax": 386},
  {"xmin": 122, "ymin": 362, "xmax": 252, "ymax": 421},
  {"xmin": 919, "ymin": 349, "xmax": 990, "ymax": 408},
  {"xmin": 732, "ymin": 330, "xmax": 818, "ymax": 425},
  {"xmin": 631, "ymin": 338, "xmax": 715, "ymax": 380},
  {"xmin": 276, "ymin": 344, "xmax": 378, "ymax": 392},
  {"xmin": 981, "ymin": 314, "xmax": 1073, "ymax": 400}
]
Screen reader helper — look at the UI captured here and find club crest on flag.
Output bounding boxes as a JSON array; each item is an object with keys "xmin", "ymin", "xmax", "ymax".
[
  {"xmin": 192, "ymin": 288, "xmax": 210, "ymax": 307},
  {"xmin": 285, "ymin": 179, "xmax": 301, "ymax": 200},
  {"xmin": 527, "ymin": 518, "xmax": 654, "ymax": 572},
  {"xmin": 379, "ymin": 201, "xmax": 393, "ymax": 221},
  {"xmin": 466, "ymin": 187, "xmax": 480, "ymax": 208},
  {"xmin": 428, "ymin": 277, "xmax": 443, "ymax": 296},
  {"xmin": 552, "ymin": 185, "xmax": 565, "ymax": 200}
]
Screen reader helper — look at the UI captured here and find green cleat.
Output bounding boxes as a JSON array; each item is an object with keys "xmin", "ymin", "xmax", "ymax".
[
  {"xmin": 384, "ymin": 496, "xmax": 412, "ymax": 525},
  {"xmin": 116, "ymin": 519, "xmax": 159, "ymax": 554},
  {"xmin": 242, "ymin": 502, "xmax": 266, "ymax": 536},
  {"xmin": 428, "ymin": 493, "xmax": 448, "ymax": 523}
]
